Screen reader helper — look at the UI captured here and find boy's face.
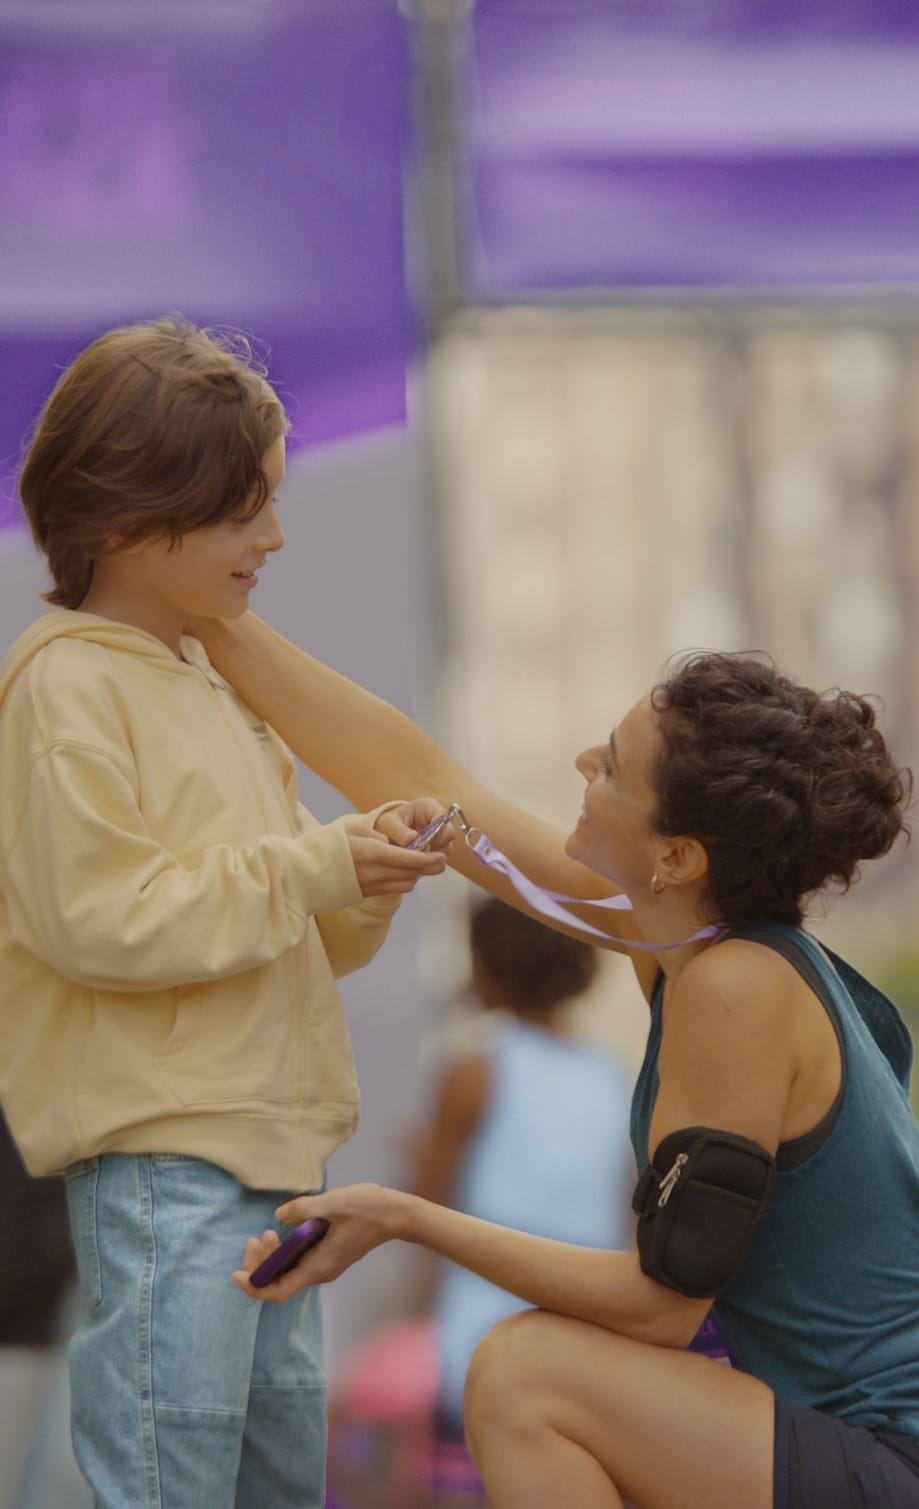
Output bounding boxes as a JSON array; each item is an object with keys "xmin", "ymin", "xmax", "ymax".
[{"xmin": 113, "ymin": 436, "xmax": 287, "ymax": 643}]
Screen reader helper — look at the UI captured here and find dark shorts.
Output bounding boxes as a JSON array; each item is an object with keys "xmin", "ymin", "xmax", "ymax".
[{"xmin": 775, "ymin": 1398, "xmax": 919, "ymax": 1509}]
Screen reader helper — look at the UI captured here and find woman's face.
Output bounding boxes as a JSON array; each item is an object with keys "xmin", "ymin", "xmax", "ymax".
[{"xmin": 565, "ymin": 695, "xmax": 662, "ymax": 891}]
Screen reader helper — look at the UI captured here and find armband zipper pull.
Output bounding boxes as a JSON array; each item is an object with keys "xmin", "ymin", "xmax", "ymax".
[{"xmin": 657, "ymin": 1152, "xmax": 689, "ymax": 1208}]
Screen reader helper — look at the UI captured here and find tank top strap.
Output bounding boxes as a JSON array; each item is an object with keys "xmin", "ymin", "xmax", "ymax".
[{"xmin": 725, "ymin": 924, "xmax": 911, "ymax": 1089}]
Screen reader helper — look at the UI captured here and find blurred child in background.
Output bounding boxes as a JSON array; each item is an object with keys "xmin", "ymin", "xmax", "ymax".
[
  {"xmin": 324, "ymin": 900, "xmax": 634, "ymax": 1508},
  {"xmin": 411, "ymin": 898, "xmax": 635, "ymax": 1442}
]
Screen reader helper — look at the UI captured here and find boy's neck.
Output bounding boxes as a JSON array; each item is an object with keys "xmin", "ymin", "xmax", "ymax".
[
  {"xmin": 79, "ymin": 587, "xmax": 184, "ymax": 657},
  {"xmin": 80, "ymin": 559, "xmax": 185, "ymax": 658}
]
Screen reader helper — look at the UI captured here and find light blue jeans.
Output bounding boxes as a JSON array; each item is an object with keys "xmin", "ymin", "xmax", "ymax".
[{"xmin": 64, "ymin": 1154, "xmax": 326, "ymax": 1509}]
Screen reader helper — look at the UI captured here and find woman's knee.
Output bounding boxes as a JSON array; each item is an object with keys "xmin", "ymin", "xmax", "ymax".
[{"xmin": 463, "ymin": 1310, "xmax": 554, "ymax": 1441}]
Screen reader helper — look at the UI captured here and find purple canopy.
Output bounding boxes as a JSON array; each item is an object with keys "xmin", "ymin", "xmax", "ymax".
[
  {"xmin": 466, "ymin": 1, "xmax": 919, "ymax": 295},
  {"xmin": 0, "ymin": 0, "xmax": 413, "ymax": 528}
]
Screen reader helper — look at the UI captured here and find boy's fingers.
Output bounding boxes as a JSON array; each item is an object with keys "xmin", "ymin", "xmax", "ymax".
[
  {"xmin": 351, "ymin": 838, "xmax": 446, "ymax": 873},
  {"xmin": 343, "ymin": 821, "xmax": 389, "ymax": 845},
  {"xmin": 386, "ymin": 844, "xmax": 446, "ymax": 870},
  {"xmin": 387, "ymin": 817, "xmax": 417, "ymax": 841}
]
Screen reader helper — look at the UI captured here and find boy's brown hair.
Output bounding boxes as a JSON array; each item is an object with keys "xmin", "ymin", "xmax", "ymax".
[{"xmin": 18, "ymin": 315, "xmax": 290, "ymax": 609}]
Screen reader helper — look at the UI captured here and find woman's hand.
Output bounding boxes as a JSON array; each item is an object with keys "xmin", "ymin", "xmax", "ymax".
[{"xmin": 232, "ymin": 1183, "xmax": 410, "ymax": 1303}]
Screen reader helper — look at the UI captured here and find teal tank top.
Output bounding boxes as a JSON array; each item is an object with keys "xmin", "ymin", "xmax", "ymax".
[{"xmin": 630, "ymin": 924, "xmax": 919, "ymax": 1438}]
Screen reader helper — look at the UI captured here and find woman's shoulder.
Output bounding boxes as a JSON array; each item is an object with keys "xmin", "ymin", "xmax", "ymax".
[
  {"xmin": 662, "ymin": 935, "xmax": 814, "ymax": 1081},
  {"xmin": 674, "ymin": 931, "xmax": 808, "ymax": 1009},
  {"xmin": 656, "ymin": 936, "xmax": 820, "ymax": 1153}
]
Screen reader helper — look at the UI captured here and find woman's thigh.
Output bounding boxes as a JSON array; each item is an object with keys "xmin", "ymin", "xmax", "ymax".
[{"xmin": 464, "ymin": 1309, "xmax": 775, "ymax": 1509}]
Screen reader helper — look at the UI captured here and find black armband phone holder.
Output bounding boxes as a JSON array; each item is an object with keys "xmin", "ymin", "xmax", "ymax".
[{"xmin": 632, "ymin": 1126, "xmax": 777, "ymax": 1298}]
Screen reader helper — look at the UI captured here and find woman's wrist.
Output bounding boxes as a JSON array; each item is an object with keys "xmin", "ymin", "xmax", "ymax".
[{"xmin": 379, "ymin": 1186, "xmax": 427, "ymax": 1244}]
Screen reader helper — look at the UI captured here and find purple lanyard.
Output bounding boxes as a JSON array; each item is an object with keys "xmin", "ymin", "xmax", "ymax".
[{"xmin": 420, "ymin": 805, "xmax": 723, "ymax": 952}]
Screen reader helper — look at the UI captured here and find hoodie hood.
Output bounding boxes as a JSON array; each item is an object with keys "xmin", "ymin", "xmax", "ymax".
[{"xmin": 0, "ymin": 611, "xmax": 206, "ymax": 713}]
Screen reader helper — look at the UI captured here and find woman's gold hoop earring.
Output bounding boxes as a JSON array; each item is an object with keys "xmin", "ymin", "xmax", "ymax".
[{"xmin": 650, "ymin": 872, "xmax": 665, "ymax": 895}]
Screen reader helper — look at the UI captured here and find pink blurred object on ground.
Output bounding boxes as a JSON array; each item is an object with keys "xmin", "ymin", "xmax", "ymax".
[{"xmin": 333, "ymin": 1317, "xmax": 440, "ymax": 1424}]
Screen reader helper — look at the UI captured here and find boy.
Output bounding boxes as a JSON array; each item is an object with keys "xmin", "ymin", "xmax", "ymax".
[{"xmin": 0, "ymin": 316, "xmax": 448, "ymax": 1509}]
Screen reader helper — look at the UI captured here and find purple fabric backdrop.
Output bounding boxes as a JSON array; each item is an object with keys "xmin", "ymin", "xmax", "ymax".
[
  {"xmin": 466, "ymin": 1, "xmax": 919, "ymax": 296},
  {"xmin": 0, "ymin": 0, "xmax": 413, "ymax": 528}
]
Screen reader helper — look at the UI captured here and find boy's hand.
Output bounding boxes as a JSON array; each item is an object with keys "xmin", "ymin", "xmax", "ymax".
[
  {"xmin": 374, "ymin": 799, "xmax": 457, "ymax": 855},
  {"xmin": 343, "ymin": 820, "xmax": 447, "ymax": 895}
]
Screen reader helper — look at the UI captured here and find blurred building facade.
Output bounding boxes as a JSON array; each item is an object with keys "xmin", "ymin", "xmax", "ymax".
[{"xmin": 422, "ymin": 302, "xmax": 919, "ymax": 1046}]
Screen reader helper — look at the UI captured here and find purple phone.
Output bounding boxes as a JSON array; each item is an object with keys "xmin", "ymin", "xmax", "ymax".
[{"xmin": 249, "ymin": 1217, "xmax": 329, "ymax": 1288}]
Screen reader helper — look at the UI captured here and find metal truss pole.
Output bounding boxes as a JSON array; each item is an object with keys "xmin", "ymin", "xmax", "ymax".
[{"xmin": 403, "ymin": 0, "xmax": 475, "ymax": 335}]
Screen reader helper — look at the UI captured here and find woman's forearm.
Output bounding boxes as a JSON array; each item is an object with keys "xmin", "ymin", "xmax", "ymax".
[
  {"xmin": 392, "ymin": 1190, "xmax": 707, "ymax": 1350},
  {"xmin": 198, "ymin": 612, "xmax": 432, "ymax": 807},
  {"xmin": 199, "ymin": 613, "xmax": 624, "ymax": 911}
]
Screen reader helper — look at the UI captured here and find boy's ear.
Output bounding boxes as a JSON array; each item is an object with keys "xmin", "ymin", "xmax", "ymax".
[{"xmin": 656, "ymin": 836, "xmax": 709, "ymax": 889}]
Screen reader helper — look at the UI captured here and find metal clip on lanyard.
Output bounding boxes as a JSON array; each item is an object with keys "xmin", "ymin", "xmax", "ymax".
[{"xmin": 415, "ymin": 804, "xmax": 723, "ymax": 953}]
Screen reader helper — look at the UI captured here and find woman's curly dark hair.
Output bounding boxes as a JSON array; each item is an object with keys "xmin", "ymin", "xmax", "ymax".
[{"xmin": 649, "ymin": 653, "xmax": 912, "ymax": 928}]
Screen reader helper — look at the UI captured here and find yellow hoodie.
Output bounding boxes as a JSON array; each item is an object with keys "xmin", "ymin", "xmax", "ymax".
[{"xmin": 0, "ymin": 612, "xmax": 401, "ymax": 1191}]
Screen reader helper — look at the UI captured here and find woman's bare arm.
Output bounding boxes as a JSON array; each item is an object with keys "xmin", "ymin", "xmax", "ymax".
[
  {"xmin": 233, "ymin": 1180, "xmax": 710, "ymax": 1352},
  {"xmin": 197, "ymin": 613, "xmax": 646, "ymax": 952}
]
